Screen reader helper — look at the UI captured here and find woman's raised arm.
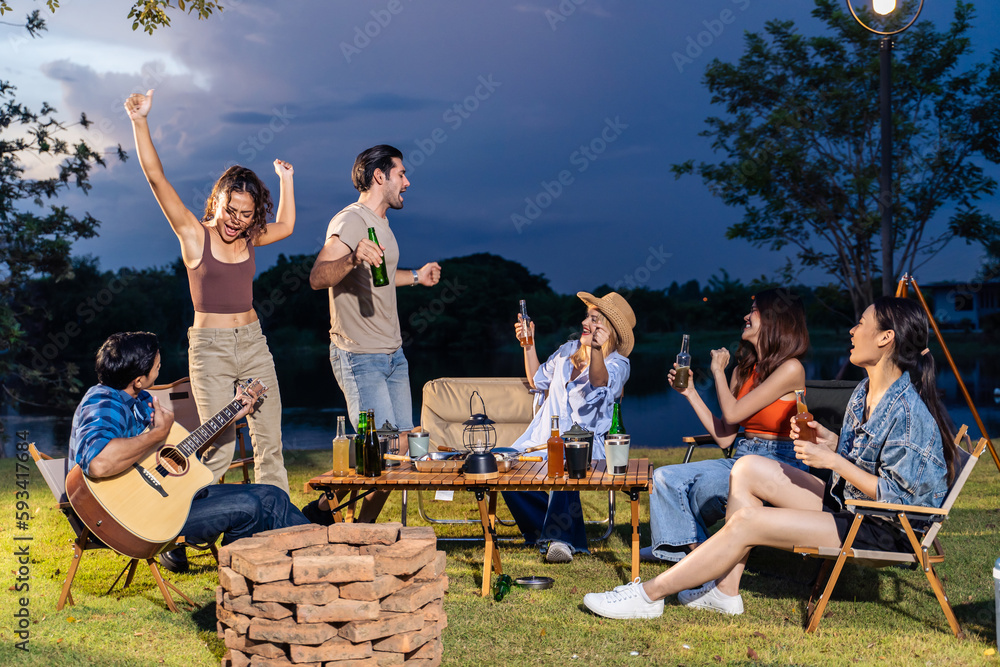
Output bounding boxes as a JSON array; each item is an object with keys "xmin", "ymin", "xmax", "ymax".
[{"xmin": 255, "ymin": 159, "xmax": 295, "ymax": 246}]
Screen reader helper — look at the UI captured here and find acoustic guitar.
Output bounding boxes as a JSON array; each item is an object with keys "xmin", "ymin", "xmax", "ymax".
[{"xmin": 66, "ymin": 379, "xmax": 266, "ymax": 559}]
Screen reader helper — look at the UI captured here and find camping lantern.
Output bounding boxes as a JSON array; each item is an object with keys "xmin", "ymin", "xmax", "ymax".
[
  {"xmin": 462, "ymin": 390, "xmax": 497, "ymax": 452},
  {"xmin": 376, "ymin": 420, "xmax": 401, "ymax": 467}
]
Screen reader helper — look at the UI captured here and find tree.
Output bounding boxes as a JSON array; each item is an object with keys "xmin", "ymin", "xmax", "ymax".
[
  {"xmin": 0, "ymin": 1, "xmax": 223, "ymax": 34},
  {"xmin": 672, "ymin": 0, "xmax": 1000, "ymax": 317}
]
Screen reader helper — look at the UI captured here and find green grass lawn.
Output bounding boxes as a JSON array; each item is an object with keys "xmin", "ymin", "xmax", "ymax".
[{"xmin": 1, "ymin": 446, "xmax": 998, "ymax": 666}]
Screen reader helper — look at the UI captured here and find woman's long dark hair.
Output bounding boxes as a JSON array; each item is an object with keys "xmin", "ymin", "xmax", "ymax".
[
  {"xmin": 731, "ymin": 288, "xmax": 809, "ymax": 395},
  {"xmin": 202, "ymin": 165, "xmax": 274, "ymax": 244},
  {"xmin": 873, "ymin": 297, "xmax": 958, "ymax": 483}
]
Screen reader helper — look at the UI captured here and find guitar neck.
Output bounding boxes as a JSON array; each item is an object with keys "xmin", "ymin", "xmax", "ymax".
[{"xmin": 176, "ymin": 398, "xmax": 245, "ymax": 458}]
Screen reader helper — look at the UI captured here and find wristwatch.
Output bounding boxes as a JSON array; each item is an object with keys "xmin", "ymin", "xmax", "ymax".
[{"xmin": 410, "ymin": 269, "xmax": 419, "ymax": 286}]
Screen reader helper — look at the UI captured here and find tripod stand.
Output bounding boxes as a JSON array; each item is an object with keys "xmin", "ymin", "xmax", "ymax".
[{"xmin": 896, "ymin": 274, "xmax": 999, "ymax": 471}]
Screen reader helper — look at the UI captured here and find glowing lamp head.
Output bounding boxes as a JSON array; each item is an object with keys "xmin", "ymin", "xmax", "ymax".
[{"xmin": 873, "ymin": 0, "xmax": 896, "ymax": 15}]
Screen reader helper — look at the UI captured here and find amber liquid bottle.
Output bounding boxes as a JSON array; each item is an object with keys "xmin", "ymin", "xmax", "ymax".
[
  {"xmin": 672, "ymin": 334, "xmax": 691, "ymax": 389},
  {"xmin": 354, "ymin": 411, "xmax": 368, "ymax": 475},
  {"xmin": 794, "ymin": 389, "xmax": 817, "ymax": 443},
  {"xmin": 517, "ymin": 299, "xmax": 534, "ymax": 347},
  {"xmin": 546, "ymin": 416, "xmax": 565, "ymax": 478}
]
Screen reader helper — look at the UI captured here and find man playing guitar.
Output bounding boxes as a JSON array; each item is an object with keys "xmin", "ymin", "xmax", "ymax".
[{"xmin": 68, "ymin": 332, "xmax": 310, "ymax": 571}]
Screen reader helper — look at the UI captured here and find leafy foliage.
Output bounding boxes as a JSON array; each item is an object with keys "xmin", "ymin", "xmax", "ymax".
[
  {"xmin": 673, "ymin": 0, "xmax": 1000, "ymax": 316},
  {"xmin": 0, "ymin": 0, "xmax": 223, "ymax": 34}
]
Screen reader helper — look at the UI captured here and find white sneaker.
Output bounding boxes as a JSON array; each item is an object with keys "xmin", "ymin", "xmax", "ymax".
[
  {"xmin": 639, "ymin": 546, "xmax": 668, "ymax": 563},
  {"xmin": 544, "ymin": 541, "xmax": 573, "ymax": 563},
  {"xmin": 584, "ymin": 578, "xmax": 664, "ymax": 619},
  {"xmin": 678, "ymin": 581, "xmax": 744, "ymax": 615}
]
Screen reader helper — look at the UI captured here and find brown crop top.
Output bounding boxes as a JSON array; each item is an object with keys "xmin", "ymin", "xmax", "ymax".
[
  {"xmin": 186, "ymin": 225, "xmax": 255, "ymax": 314},
  {"xmin": 736, "ymin": 373, "xmax": 795, "ymax": 439}
]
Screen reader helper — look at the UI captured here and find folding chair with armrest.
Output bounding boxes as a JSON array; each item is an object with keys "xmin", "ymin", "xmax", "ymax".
[{"xmin": 790, "ymin": 426, "xmax": 984, "ymax": 637}]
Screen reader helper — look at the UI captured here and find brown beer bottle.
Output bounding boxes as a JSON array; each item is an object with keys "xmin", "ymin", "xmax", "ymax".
[
  {"xmin": 793, "ymin": 389, "xmax": 817, "ymax": 443},
  {"xmin": 672, "ymin": 334, "xmax": 691, "ymax": 389},
  {"xmin": 517, "ymin": 300, "xmax": 534, "ymax": 347},
  {"xmin": 546, "ymin": 416, "xmax": 564, "ymax": 478}
]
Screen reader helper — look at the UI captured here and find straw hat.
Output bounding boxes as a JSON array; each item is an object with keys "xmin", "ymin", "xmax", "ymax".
[{"xmin": 577, "ymin": 291, "xmax": 636, "ymax": 357}]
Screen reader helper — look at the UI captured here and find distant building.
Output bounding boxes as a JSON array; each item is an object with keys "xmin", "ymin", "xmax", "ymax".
[{"xmin": 920, "ymin": 280, "xmax": 1000, "ymax": 331}]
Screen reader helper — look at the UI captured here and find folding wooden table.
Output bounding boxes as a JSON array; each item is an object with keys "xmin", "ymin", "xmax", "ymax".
[{"xmin": 306, "ymin": 458, "xmax": 652, "ymax": 597}]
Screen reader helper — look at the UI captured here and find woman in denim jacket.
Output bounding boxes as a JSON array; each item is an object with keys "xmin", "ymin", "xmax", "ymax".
[
  {"xmin": 584, "ymin": 297, "xmax": 958, "ymax": 619},
  {"xmin": 642, "ymin": 288, "xmax": 811, "ymax": 563}
]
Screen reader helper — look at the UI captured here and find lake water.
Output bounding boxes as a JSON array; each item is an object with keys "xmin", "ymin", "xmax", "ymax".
[{"xmin": 6, "ymin": 348, "xmax": 1000, "ymax": 458}]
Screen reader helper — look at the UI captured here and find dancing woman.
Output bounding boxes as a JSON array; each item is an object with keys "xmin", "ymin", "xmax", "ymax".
[
  {"xmin": 584, "ymin": 297, "xmax": 957, "ymax": 618},
  {"xmin": 125, "ymin": 89, "xmax": 295, "ymax": 494},
  {"xmin": 503, "ymin": 292, "xmax": 635, "ymax": 563},
  {"xmin": 643, "ymin": 288, "xmax": 810, "ymax": 563}
]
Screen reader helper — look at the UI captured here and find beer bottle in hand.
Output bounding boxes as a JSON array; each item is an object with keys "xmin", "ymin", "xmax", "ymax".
[
  {"xmin": 672, "ymin": 334, "xmax": 691, "ymax": 389},
  {"xmin": 546, "ymin": 416, "xmax": 565, "ymax": 478},
  {"xmin": 354, "ymin": 411, "xmax": 368, "ymax": 475},
  {"xmin": 367, "ymin": 227, "xmax": 389, "ymax": 287},
  {"xmin": 794, "ymin": 389, "xmax": 817, "ymax": 443},
  {"xmin": 517, "ymin": 300, "xmax": 534, "ymax": 347}
]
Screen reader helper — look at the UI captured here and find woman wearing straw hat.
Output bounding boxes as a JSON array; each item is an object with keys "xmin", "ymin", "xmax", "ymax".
[{"xmin": 503, "ymin": 291, "xmax": 636, "ymax": 563}]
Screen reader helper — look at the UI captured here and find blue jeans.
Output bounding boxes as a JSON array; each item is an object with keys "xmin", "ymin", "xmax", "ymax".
[
  {"xmin": 181, "ymin": 484, "xmax": 310, "ymax": 547},
  {"xmin": 501, "ymin": 490, "xmax": 590, "ymax": 555},
  {"xmin": 330, "ymin": 344, "xmax": 414, "ymax": 431},
  {"xmin": 648, "ymin": 436, "xmax": 806, "ymax": 562}
]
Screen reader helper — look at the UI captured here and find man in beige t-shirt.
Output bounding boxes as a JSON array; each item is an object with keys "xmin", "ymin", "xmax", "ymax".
[{"xmin": 309, "ymin": 145, "xmax": 441, "ymax": 435}]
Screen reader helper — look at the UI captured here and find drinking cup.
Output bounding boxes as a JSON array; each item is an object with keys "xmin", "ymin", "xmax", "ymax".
[
  {"xmin": 408, "ymin": 431, "xmax": 430, "ymax": 458},
  {"xmin": 604, "ymin": 434, "xmax": 631, "ymax": 475},
  {"xmin": 565, "ymin": 441, "xmax": 589, "ymax": 479}
]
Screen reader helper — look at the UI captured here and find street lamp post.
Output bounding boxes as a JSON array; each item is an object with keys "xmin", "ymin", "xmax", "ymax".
[{"xmin": 846, "ymin": 0, "xmax": 924, "ymax": 298}]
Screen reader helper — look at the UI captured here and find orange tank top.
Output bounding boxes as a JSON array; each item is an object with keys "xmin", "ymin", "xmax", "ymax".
[
  {"xmin": 736, "ymin": 374, "xmax": 795, "ymax": 439},
  {"xmin": 186, "ymin": 225, "xmax": 255, "ymax": 314}
]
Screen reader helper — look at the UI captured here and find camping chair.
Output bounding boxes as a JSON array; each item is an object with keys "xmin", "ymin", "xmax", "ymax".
[
  {"xmin": 682, "ymin": 379, "xmax": 860, "ymax": 463},
  {"xmin": 147, "ymin": 377, "xmax": 253, "ymax": 484},
  {"xmin": 791, "ymin": 427, "xmax": 985, "ymax": 637},
  {"xmin": 29, "ymin": 443, "xmax": 197, "ymax": 613}
]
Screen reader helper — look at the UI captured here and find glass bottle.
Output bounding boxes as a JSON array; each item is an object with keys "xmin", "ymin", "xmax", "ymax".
[
  {"xmin": 332, "ymin": 415, "xmax": 350, "ymax": 477},
  {"xmin": 672, "ymin": 334, "xmax": 691, "ymax": 389},
  {"xmin": 354, "ymin": 410, "xmax": 368, "ymax": 476},
  {"xmin": 794, "ymin": 389, "xmax": 817, "ymax": 443},
  {"xmin": 363, "ymin": 409, "xmax": 382, "ymax": 477},
  {"xmin": 367, "ymin": 227, "xmax": 389, "ymax": 287},
  {"xmin": 546, "ymin": 415, "xmax": 565, "ymax": 478},
  {"xmin": 608, "ymin": 400, "xmax": 626, "ymax": 435},
  {"xmin": 517, "ymin": 299, "xmax": 534, "ymax": 347}
]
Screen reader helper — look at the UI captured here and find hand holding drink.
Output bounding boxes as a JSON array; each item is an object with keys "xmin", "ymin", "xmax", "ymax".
[
  {"xmin": 672, "ymin": 334, "xmax": 691, "ymax": 389},
  {"xmin": 793, "ymin": 389, "xmax": 816, "ymax": 443},
  {"xmin": 516, "ymin": 300, "xmax": 534, "ymax": 347}
]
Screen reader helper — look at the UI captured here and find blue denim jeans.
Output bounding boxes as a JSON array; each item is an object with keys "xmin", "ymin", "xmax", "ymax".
[
  {"xmin": 330, "ymin": 344, "xmax": 414, "ymax": 432},
  {"xmin": 501, "ymin": 490, "xmax": 590, "ymax": 555},
  {"xmin": 648, "ymin": 436, "xmax": 806, "ymax": 562},
  {"xmin": 181, "ymin": 484, "xmax": 310, "ymax": 547}
]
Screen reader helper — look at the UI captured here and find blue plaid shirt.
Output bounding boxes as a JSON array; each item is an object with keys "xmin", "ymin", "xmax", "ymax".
[{"xmin": 69, "ymin": 385, "xmax": 154, "ymax": 476}]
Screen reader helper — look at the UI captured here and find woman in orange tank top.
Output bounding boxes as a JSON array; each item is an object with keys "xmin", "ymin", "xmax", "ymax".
[
  {"xmin": 125, "ymin": 89, "xmax": 295, "ymax": 502},
  {"xmin": 641, "ymin": 288, "xmax": 809, "ymax": 566}
]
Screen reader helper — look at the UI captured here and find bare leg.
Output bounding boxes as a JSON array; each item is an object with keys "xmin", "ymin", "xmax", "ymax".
[{"xmin": 642, "ymin": 456, "xmax": 833, "ymax": 602}]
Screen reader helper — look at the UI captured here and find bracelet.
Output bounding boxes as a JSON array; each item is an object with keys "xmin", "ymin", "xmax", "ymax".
[{"xmin": 410, "ymin": 269, "xmax": 419, "ymax": 286}]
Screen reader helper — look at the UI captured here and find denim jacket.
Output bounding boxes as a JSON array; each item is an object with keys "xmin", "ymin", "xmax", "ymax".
[{"xmin": 829, "ymin": 371, "xmax": 948, "ymax": 511}]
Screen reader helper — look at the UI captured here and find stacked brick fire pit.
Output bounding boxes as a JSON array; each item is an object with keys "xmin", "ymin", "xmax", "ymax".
[{"xmin": 216, "ymin": 522, "xmax": 447, "ymax": 667}]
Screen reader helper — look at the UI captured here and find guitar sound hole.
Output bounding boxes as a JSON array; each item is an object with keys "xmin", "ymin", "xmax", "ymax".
[{"xmin": 158, "ymin": 448, "xmax": 189, "ymax": 475}]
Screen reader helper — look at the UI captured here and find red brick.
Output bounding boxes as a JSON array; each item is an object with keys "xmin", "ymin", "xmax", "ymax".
[
  {"xmin": 220, "ymin": 536, "xmax": 270, "ymax": 567},
  {"xmin": 407, "ymin": 638, "xmax": 442, "ymax": 662},
  {"xmin": 220, "ymin": 566, "xmax": 251, "ymax": 596},
  {"xmin": 217, "ymin": 620, "xmax": 226, "ymax": 640},
  {"xmin": 297, "ymin": 598, "xmax": 380, "ymax": 623},
  {"xmin": 372, "ymin": 619, "xmax": 444, "ymax": 654},
  {"xmin": 328, "ymin": 522, "xmax": 401, "ymax": 545},
  {"xmin": 248, "ymin": 656, "xmax": 317, "ymax": 667},
  {"xmin": 339, "ymin": 610, "xmax": 424, "ymax": 643},
  {"xmin": 258, "ymin": 524, "xmax": 330, "ymax": 552},
  {"xmin": 253, "ymin": 581, "xmax": 338, "ymax": 606},
  {"xmin": 293, "ymin": 555, "xmax": 374, "ymax": 584},
  {"xmin": 248, "ymin": 617, "xmax": 338, "ymax": 645},
  {"xmin": 339, "ymin": 575, "xmax": 407, "ymax": 602},
  {"xmin": 224, "ymin": 629, "xmax": 287, "ymax": 659},
  {"xmin": 373, "ymin": 539, "xmax": 436, "ymax": 577},
  {"xmin": 379, "ymin": 578, "xmax": 447, "ymax": 614},
  {"xmin": 404, "ymin": 658, "xmax": 442, "ymax": 667},
  {"xmin": 232, "ymin": 548, "xmax": 293, "ymax": 584},
  {"xmin": 373, "ymin": 653, "xmax": 404, "ymax": 667},
  {"xmin": 288, "ymin": 636, "xmax": 372, "ymax": 663},
  {"xmin": 398, "ymin": 526, "xmax": 436, "ymax": 541},
  {"xmin": 419, "ymin": 599, "xmax": 445, "ymax": 623},
  {"xmin": 314, "ymin": 659, "xmax": 378, "ymax": 667},
  {"xmin": 411, "ymin": 552, "xmax": 446, "ymax": 582},
  {"xmin": 217, "ymin": 585, "xmax": 225, "ymax": 607},
  {"xmin": 224, "ymin": 592, "xmax": 293, "ymax": 620},
  {"xmin": 294, "ymin": 543, "xmax": 359, "ymax": 558},
  {"xmin": 359, "ymin": 544, "xmax": 388, "ymax": 557},
  {"xmin": 218, "ymin": 606, "xmax": 252, "ymax": 634},
  {"xmin": 229, "ymin": 649, "xmax": 250, "ymax": 667}
]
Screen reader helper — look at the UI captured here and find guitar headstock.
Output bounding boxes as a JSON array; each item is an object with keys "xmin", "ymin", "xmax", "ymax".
[{"xmin": 237, "ymin": 378, "xmax": 268, "ymax": 405}]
